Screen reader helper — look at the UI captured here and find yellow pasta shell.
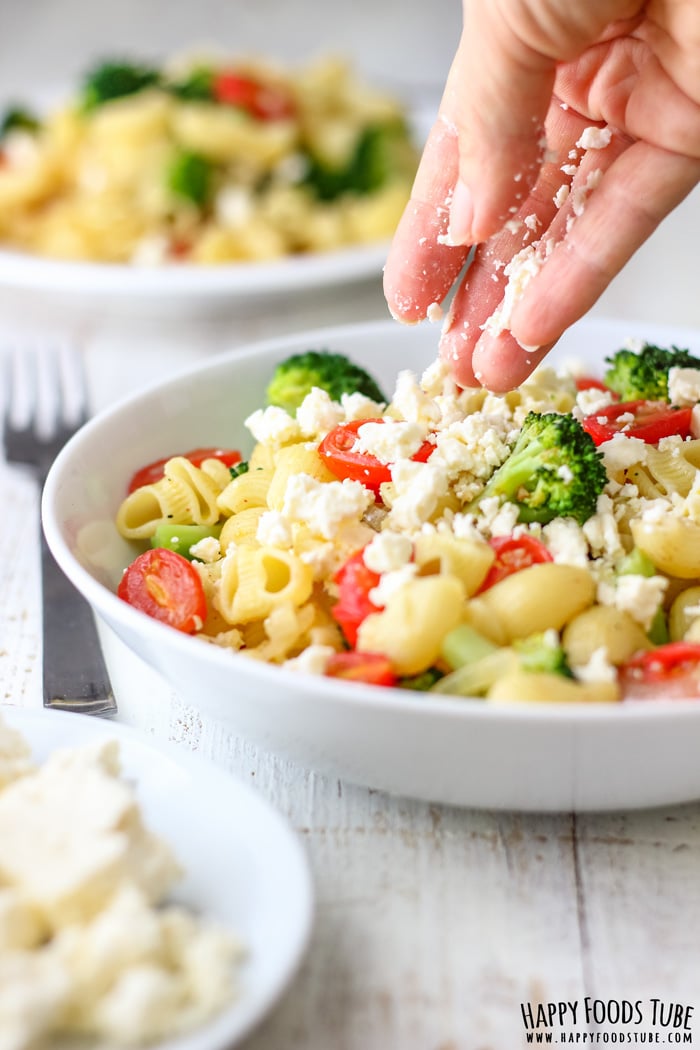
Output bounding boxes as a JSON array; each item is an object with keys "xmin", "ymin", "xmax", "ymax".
[
  {"xmin": 487, "ymin": 671, "xmax": 620, "ymax": 704},
  {"xmin": 631, "ymin": 517, "xmax": 700, "ymax": 578},
  {"xmin": 474, "ymin": 563, "xmax": 596, "ymax": 642},
  {"xmin": 357, "ymin": 575, "xmax": 465, "ymax": 676}
]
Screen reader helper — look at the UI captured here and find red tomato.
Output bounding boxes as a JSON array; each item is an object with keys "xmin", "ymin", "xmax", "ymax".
[
  {"xmin": 169, "ymin": 236, "xmax": 192, "ymax": 259},
  {"xmin": 117, "ymin": 548, "xmax": 207, "ymax": 633},
  {"xmin": 331, "ymin": 549, "xmax": 381, "ymax": 647},
  {"xmin": 575, "ymin": 376, "xmax": 617, "ymax": 397},
  {"xmin": 319, "ymin": 419, "xmax": 435, "ymax": 495},
  {"xmin": 581, "ymin": 400, "xmax": 693, "ymax": 446},
  {"xmin": 213, "ymin": 71, "xmax": 295, "ymax": 120},
  {"xmin": 477, "ymin": 534, "xmax": 553, "ymax": 592},
  {"xmin": 127, "ymin": 447, "xmax": 242, "ymax": 493},
  {"xmin": 326, "ymin": 651, "xmax": 397, "ymax": 687},
  {"xmin": 620, "ymin": 642, "xmax": 700, "ymax": 701}
]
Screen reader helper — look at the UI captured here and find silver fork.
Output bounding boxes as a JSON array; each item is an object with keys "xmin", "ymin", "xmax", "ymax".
[{"xmin": 2, "ymin": 342, "xmax": 116, "ymax": 716}]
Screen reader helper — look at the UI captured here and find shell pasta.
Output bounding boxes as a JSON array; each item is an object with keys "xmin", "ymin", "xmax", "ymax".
[
  {"xmin": 0, "ymin": 54, "xmax": 418, "ymax": 265},
  {"xmin": 114, "ymin": 340, "xmax": 700, "ymax": 703}
]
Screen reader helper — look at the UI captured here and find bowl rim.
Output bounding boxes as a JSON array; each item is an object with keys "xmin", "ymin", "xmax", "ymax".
[{"xmin": 41, "ymin": 315, "xmax": 700, "ymax": 727}]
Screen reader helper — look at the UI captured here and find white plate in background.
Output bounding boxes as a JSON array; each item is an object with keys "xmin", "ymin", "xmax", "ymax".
[
  {"xmin": 0, "ymin": 239, "xmax": 390, "ymax": 310},
  {"xmin": 0, "ymin": 705, "xmax": 314, "ymax": 1050}
]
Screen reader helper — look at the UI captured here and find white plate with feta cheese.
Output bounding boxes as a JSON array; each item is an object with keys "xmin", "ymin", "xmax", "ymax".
[{"xmin": 0, "ymin": 705, "xmax": 314, "ymax": 1050}]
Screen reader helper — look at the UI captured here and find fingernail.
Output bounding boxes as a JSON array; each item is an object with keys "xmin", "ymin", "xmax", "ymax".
[{"xmin": 447, "ymin": 179, "xmax": 474, "ymax": 245}]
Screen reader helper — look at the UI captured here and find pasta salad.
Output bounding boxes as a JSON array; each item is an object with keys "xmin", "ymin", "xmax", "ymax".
[
  {"xmin": 114, "ymin": 341, "xmax": 700, "ymax": 704},
  {"xmin": 0, "ymin": 54, "xmax": 417, "ymax": 264}
]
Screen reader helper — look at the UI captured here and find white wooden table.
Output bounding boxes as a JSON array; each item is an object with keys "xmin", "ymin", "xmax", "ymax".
[{"xmin": 3, "ymin": 249, "xmax": 700, "ymax": 1048}]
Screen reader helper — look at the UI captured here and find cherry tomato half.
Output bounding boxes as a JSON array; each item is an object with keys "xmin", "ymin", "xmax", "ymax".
[
  {"xmin": 117, "ymin": 548, "xmax": 207, "ymax": 633},
  {"xmin": 319, "ymin": 419, "xmax": 434, "ymax": 495},
  {"xmin": 581, "ymin": 400, "xmax": 693, "ymax": 446},
  {"xmin": 477, "ymin": 534, "xmax": 553, "ymax": 593},
  {"xmin": 213, "ymin": 71, "xmax": 295, "ymax": 120},
  {"xmin": 331, "ymin": 548, "xmax": 381, "ymax": 647},
  {"xmin": 326, "ymin": 651, "xmax": 397, "ymax": 687},
  {"xmin": 619, "ymin": 642, "xmax": 700, "ymax": 701},
  {"xmin": 127, "ymin": 447, "xmax": 242, "ymax": 494},
  {"xmin": 575, "ymin": 376, "xmax": 618, "ymax": 397}
]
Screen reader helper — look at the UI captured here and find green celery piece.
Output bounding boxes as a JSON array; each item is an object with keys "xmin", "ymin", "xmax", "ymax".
[
  {"xmin": 648, "ymin": 607, "xmax": 670, "ymax": 646},
  {"xmin": 440, "ymin": 624, "xmax": 499, "ymax": 671},
  {"xmin": 617, "ymin": 548, "xmax": 656, "ymax": 578},
  {"xmin": 430, "ymin": 648, "xmax": 519, "ymax": 697},
  {"xmin": 151, "ymin": 523, "xmax": 221, "ymax": 559}
]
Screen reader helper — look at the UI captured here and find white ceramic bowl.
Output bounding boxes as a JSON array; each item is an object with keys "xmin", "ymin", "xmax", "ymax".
[{"xmin": 42, "ymin": 316, "xmax": 700, "ymax": 813}]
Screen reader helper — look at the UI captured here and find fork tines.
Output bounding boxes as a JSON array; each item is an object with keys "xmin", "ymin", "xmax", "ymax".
[{"xmin": 2, "ymin": 342, "xmax": 89, "ymax": 476}]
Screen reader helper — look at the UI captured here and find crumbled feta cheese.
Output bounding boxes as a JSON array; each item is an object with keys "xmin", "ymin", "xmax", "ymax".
[
  {"xmin": 353, "ymin": 419, "xmax": 428, "ymax": 464},
  {"xmin": 489, "ymin": 502, "xmax": 520, "ymax": 537},
  {"xmin": 363, "ymin": 532, "xmax": 413, "ymax": 574},
  {"xmin": 420, "ymin": 358, "xmax": 455, "ymax": 399},
  {"xmin": 245, "ymin": 406, "xmax": 300, "ymax": 445},
  {"xmin": 0, "ymin": 739, "xmax": 180, "ymax": 927},
  {"xmin": 432, "ymin": 414, "xmax": 512, "ymax": 480},
  {"xmin": 189, "ymin": 535, "xmax": 221, "ymax": 563},
  {"xmin": 256, "ymin": 510, "xmax": 293, "ymax": 548},
  {"xmin": 553, "ymin": 184, "xmax": 570, "ymax": 209},
  {"xmin": 131, "ymin": 234, "xmax": 170, "ymax": 267},
  {"xmin": 640, "ymin": 498, "xmax": 672, "ymax": 524},
  {"xmin": 572, "ymin": 646, "xmax": 618, "ymax": 684},
  {"xmin": 385, "ymin": 459, "xmax": 449, "ymax": 531},
  {"xmin": 296, "ymin": 388, "xmax": 344, "ymax": 436},
  {"xmin": 0, "ymin": 720, "xmax": 242, "ymax": 1048},
  {"xmin": 571, "ymin": 169, "xmax": 603, "ymax": 217},
  {"xmin": 576, "ymin": 126, "xmax": 612, "ymax": 150},
  {"xmin": 600, "ymin": 574, "xmax": 668, "ymax": 630},
  {"xmin": 283, "ymin": 644, "xmax": 335, "ymax": 676},
  {"xmin": 0, "ymin": 722, "xmax": 34, "ymax": 790},
  {"xmin": 668, "ymin": 367, "xmax": 700, "ymax": 406},
  {"xmin": 542, "ymin": 518, "xmax": 590, "ymax": 568},
  {"xmin": 582, "ymin": 494, "xmax": 624, "ymax": 561},
  {"xmin": 575, "ymin": 386, "xmax": 617, "ymax": 417},
  {"xmin": 599, "ymin": 433, "xmax": 647, "ymax": 474},
  {"xmin": 369, "ymin": 563, "xmax": 418, "ymax": 607},
  {"xmin": 216, "ymin": 186, "xmax": 254, "ymax": 228},
  {"xmin": 282, "ymin": 474, "xmax": 373, "ymax": 540},
  {"xmin": 481, "ymin": 240, "xmax": 549, "ymax": 345},
  {"xmin": 691, "ymin": 403, "xmax": 700, "ymax": 438},
  {"xmin": 389, "ymin": 370, "xmax": 442, "ymax": 426},
  {"xmin": 340, "ymin": 391, "xmax": 386, "ymax": 421}
]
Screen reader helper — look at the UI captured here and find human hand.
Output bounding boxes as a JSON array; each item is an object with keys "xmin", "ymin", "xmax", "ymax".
[{"xmin": 384, "ymin": 0, "xmax": 700, "ymax": 391}]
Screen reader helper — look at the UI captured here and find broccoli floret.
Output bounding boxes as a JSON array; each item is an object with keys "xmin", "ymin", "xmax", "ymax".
[
  {"xmin": 470, "ymin": 411, "xmax": 607, "ymax": 525},
  {"xmin": 80, "ymin": 60, "xmax": 161, "ymax": 110},
  {"xmin": 303, "ymin": 119, "xmax": 417, "ymax": 201},
  {"xmin": 514, "ymin": 633, "xmax": 574, "ymax": 678},
  {"xmin": 0, "ymin": 106, "xmax": 41, "ymax": 139},
  {"xmin": 166, "ymin": 150, "xmax": 214, "ymax": 207},
  {"xmin": 604, "ymin": 343, "xmax": 700, "ymax": 401},
  {"xmin": 265, "ymin": 349, "xmax": 386, "ymax": 415},
  {"xmin": 399, "ymin": 667, "xmax": 445, "ymax": 691},
  {"xmin": 167, "ymin": 67, "xmax": 215, "ymax": 101}
]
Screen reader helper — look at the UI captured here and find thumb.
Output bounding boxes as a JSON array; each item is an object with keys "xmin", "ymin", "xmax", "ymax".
[{"xmin": 444, "ymin": 0, "xmax": 642, "ymax": 244}]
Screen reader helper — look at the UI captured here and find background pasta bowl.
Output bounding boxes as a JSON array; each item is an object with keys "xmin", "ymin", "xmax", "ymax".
[{"xmin": 42, "ymin": 316, "xmax": 700, "ymax": 813}]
